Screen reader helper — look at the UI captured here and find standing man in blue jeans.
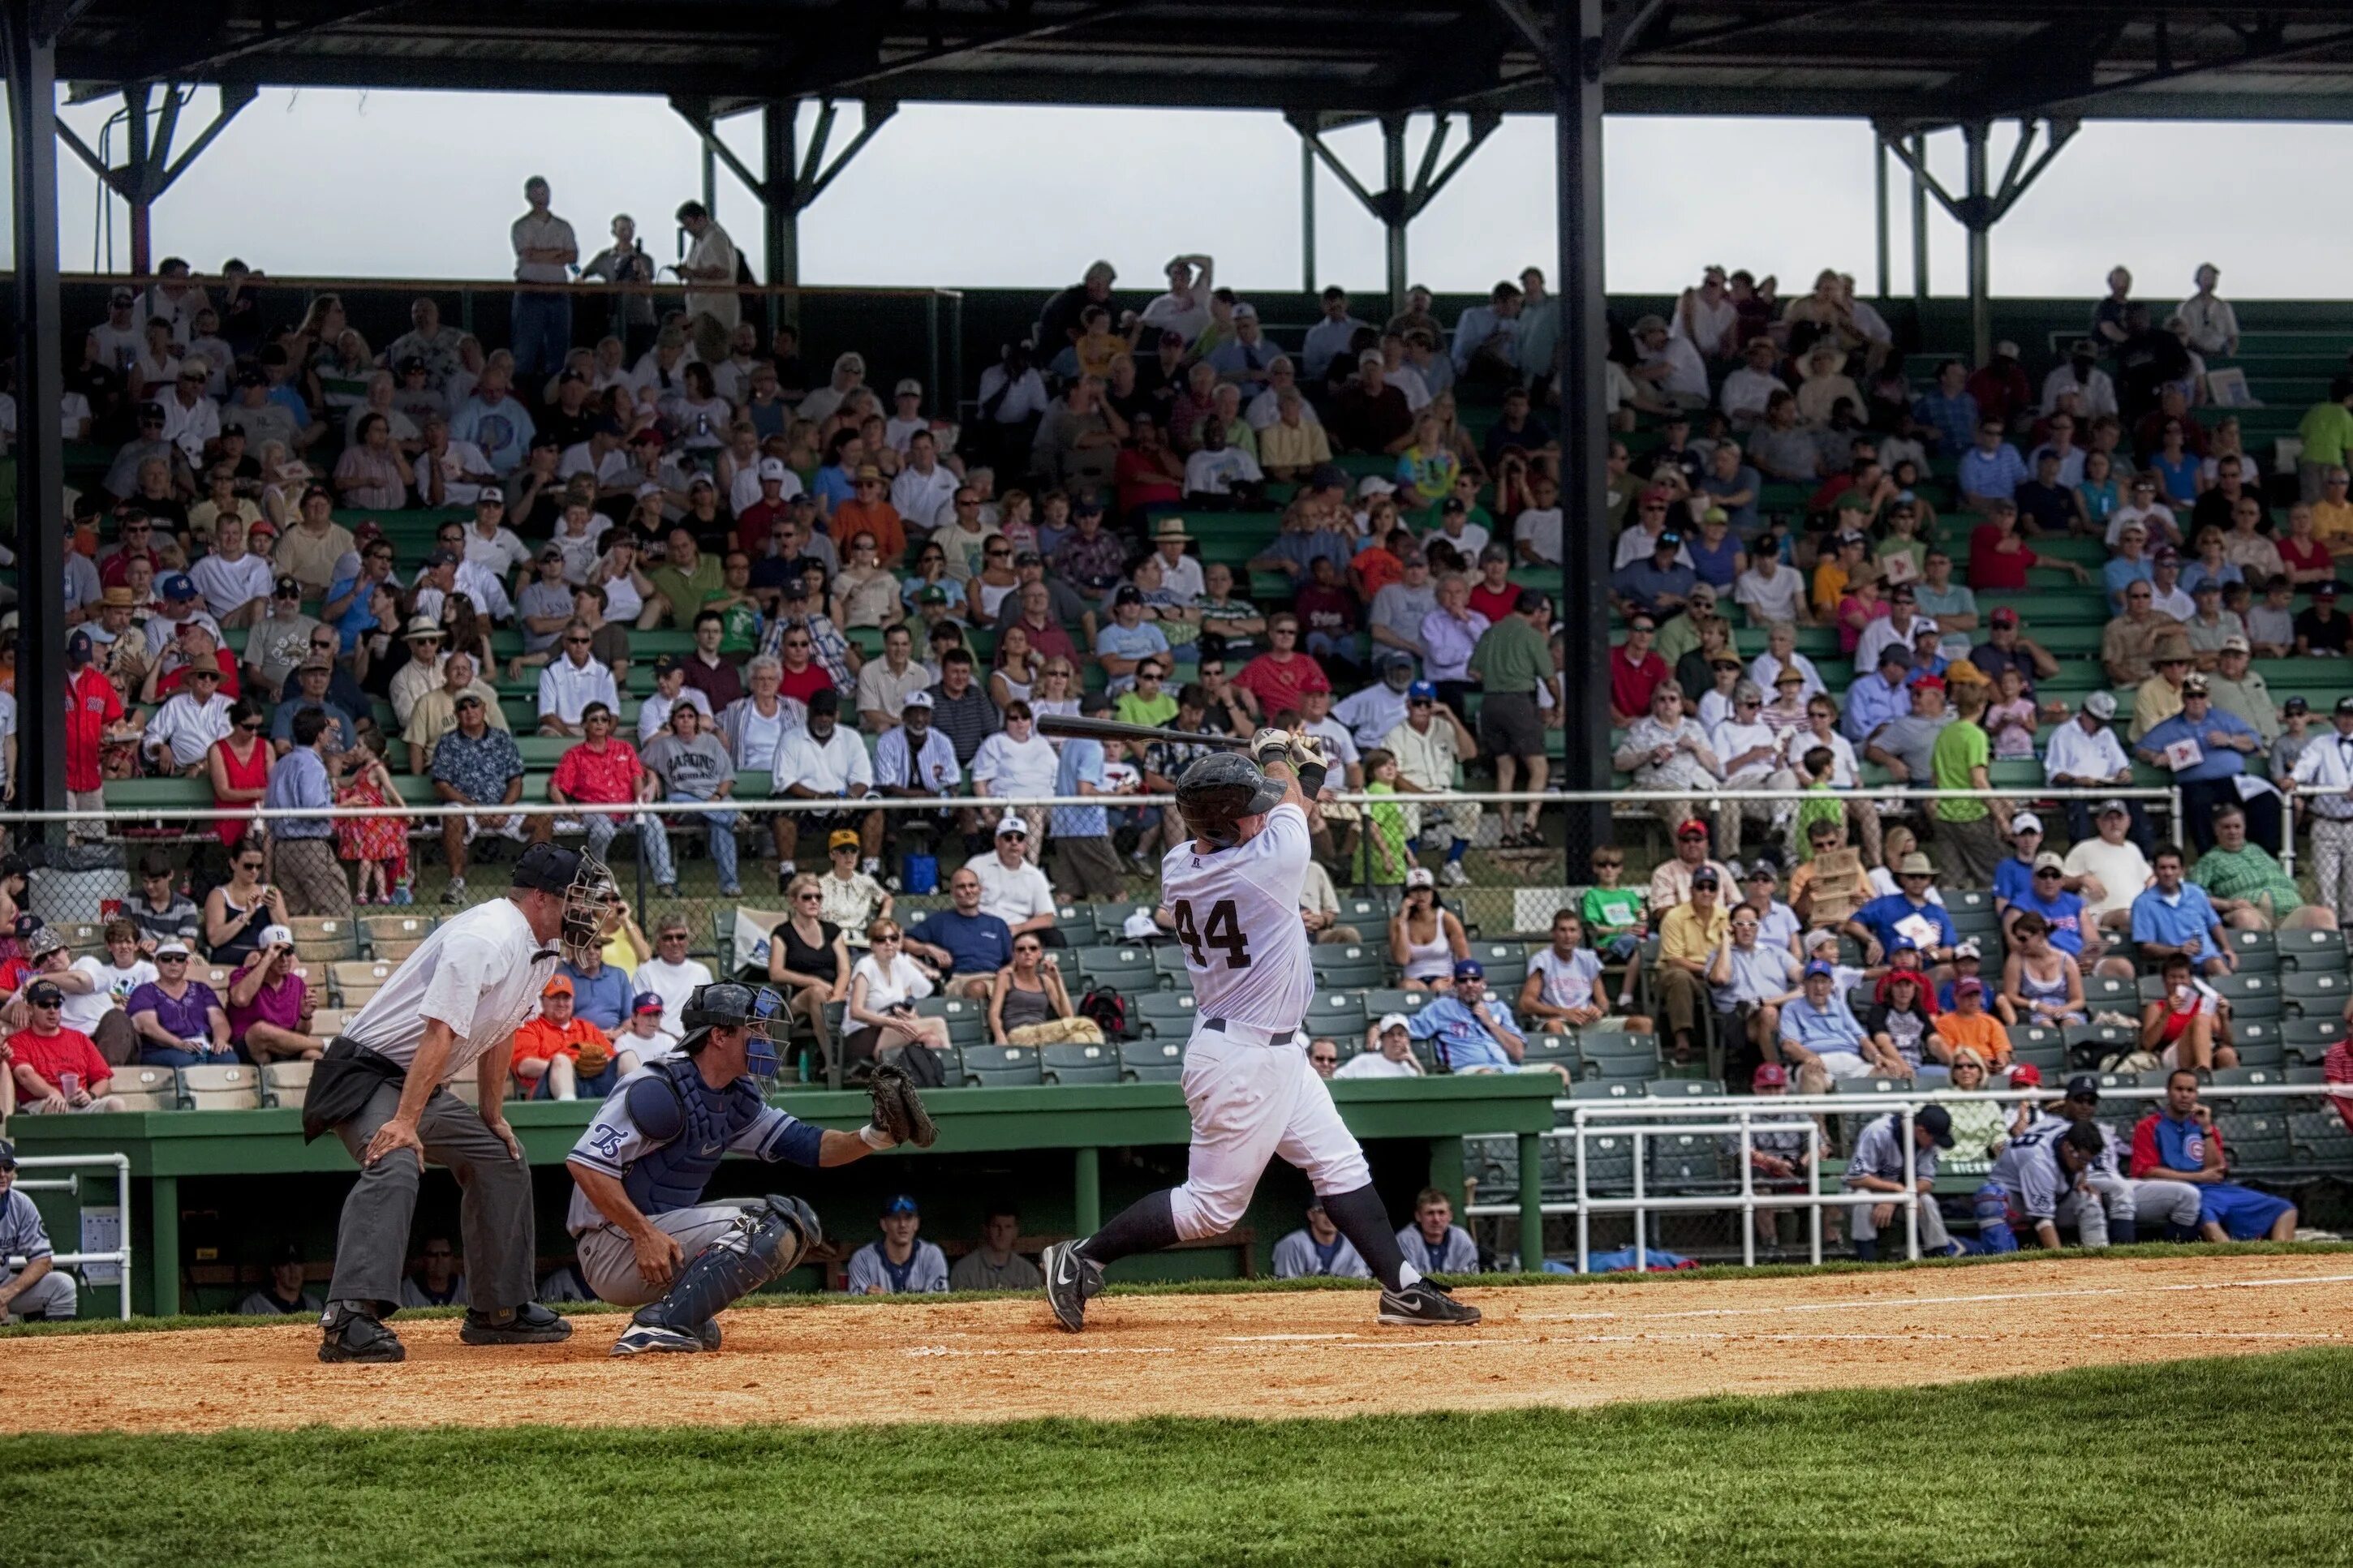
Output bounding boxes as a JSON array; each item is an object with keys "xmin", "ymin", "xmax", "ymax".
[{"xmin": 510, "ymin": 176, "xmax": 578, "ymax": 397}]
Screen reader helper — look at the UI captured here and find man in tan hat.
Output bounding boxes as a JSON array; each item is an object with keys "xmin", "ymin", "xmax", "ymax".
[
  {"xmin": 387, "ymin": 615, "xmax": 450, "ymax": 730},
  {"xmin": 2103, "ymin": 581, "xmax": 2183, "ymax": 690},
  {"xmin": 2129, "ymin": 638, "xmax": 2196, "ymax": 741},
  {"xmin": 1150, "ymin": 516, "xmax": 1203, "ymax": 599}
]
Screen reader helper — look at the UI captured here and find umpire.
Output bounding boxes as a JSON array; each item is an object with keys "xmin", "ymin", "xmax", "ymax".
[{"xmin": 308, "ymin": 842, "xmax": 613, "ymax": 1364}]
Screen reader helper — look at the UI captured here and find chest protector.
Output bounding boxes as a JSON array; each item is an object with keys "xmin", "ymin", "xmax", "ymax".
[{"xmin": 621, "ymin": 1056, "xmax": 768, "ymax": 1217}]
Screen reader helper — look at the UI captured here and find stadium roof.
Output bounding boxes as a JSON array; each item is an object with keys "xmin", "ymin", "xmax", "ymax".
[{"xmin": 53, "ymin": 1, "xmax": 2353, "ymax": 127}]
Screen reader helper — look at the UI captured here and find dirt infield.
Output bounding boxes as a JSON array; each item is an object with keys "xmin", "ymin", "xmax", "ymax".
[{"xmin": 4, "ymin": 1253, "xmax": 2347, "ymax": 1435}]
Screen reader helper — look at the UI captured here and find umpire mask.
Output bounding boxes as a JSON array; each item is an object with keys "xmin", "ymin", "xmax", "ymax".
[{"xmin": 559, "ymin": 854, "xmax": 619, "ymax": 966}]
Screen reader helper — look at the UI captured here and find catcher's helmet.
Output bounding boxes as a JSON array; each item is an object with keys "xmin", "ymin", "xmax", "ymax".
[
  {"xmin": 1174, "ymin": 752, "xmax": 1283, "ymax": 848},
  {"xmin": 678, "ymin": 982, "xmax": 785, "ymax": 1076}
]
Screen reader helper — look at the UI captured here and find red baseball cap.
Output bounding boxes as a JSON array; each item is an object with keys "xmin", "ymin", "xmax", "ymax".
[
  {"xmin": 2008, "ymin": 1063, "xmax": 2043, "ymax": 1088},
  {"xmin": 1752, "ymin": 1063, "xmax": 1788, "ymax": 1088}
]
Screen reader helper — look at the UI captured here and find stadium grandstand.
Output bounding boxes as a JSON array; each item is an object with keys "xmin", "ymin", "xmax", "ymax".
[{"xmin": 2, "ymin": 1, "xmax": 2352, "ymax": 1322}]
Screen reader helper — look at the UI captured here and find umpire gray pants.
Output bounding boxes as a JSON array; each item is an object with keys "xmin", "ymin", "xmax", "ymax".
[
  {"xmin": 327, "ymin": 1080, "xmax": 536, "ymax": 1314},
  {"xmin": 1847, "ymin": 1189, "xmax": 1952, "ymax": 1252},
  {"xmin": 574, "ymin": 1201, "xmax": 754, "ymax": 1307}
]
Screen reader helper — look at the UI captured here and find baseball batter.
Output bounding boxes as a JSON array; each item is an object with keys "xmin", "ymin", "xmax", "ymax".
[
  {"xmin": 1043, "ymin": 734, "xmax": 1480, "ymax": 1330},
  {"xmin": 308, "ymin": 842, "xmax": 614, "ymax": 1364},
  {"xmin": 563, "ymin": 983, "xmax": 934, "ymax": 1355}
]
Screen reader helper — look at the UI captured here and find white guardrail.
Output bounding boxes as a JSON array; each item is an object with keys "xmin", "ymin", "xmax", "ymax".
[
  {"xmin": 6, "ymin": 1153, "xmax": 133, "ymax": 1319},
  {"xmin": 1461, "ymin": 1083, "xmax": 2350, "ymax": 1274}
]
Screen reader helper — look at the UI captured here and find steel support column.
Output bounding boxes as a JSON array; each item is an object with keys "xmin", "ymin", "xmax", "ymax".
[
  {"xmin": 1300, "ymin": 133, "xmax": 1316, "ymax": 295},
  {"xmin": 4, "ymin": 0, "xmax": 66, "ymax": 821},
  {"xmin": 763, "ymin": 99, "xmax": 798, "ymax": 316},
  {"xmin": 1380, "ymin": 114, "xmax": 1409, "ymax": 314},
  {"xmin": 1963, "ymin": 121, "xmax": 1991, "ymax": 365},
  {"xmin": 121, "ymin": 79, "xmax": 148, "ymax": 272},
  {"xmin": 1552, "ymin": 0, "xmax": 1610, "ymax": 858},
  {"xmin": 1910, "ymin": 131, "xmax": 1929, "ymax": 303},
  {"xmin": 1873, "ymin": 132, "xmax": 1890, "ymax": 301}
]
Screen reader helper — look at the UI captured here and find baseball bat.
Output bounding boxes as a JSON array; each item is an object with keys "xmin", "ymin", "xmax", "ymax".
[{"xmin": 1034, "ymin": 713, "xmax": 1250, "ymax": 752}]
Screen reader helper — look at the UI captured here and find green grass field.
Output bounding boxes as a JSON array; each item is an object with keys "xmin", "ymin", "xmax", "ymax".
[{"xmin": 9, "ymin": 1346, "xmax": 2350, "ymax": 1567}]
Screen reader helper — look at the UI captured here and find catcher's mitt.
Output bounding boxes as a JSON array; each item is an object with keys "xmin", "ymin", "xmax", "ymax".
[
  {"xmin": 573, "ymin": 1037, "xmax": 613, "ymax": 1077},
  {"xmin": 868, "ymin": 1061, "xmax": 937, "ymax": 1149}
]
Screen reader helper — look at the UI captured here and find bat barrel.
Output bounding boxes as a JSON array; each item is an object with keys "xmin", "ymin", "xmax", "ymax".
[{"xmin": 1033, "ymin": 713, "xmax": 1252, "ymax": 752}]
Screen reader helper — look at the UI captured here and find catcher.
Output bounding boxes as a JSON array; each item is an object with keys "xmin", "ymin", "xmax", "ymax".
[{"xmin": 564, "ymin": 982, "xmax": 935, "ymax": 1355}]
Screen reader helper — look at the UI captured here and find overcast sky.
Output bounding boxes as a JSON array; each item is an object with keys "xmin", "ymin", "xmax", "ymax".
[{"xmin": 10, "ymin": 88, "xmax": 2347, "ymax": 304}]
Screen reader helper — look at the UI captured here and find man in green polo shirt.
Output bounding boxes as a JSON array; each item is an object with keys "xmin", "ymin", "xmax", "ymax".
[
  {"xmin": 2196, "ymin": 803, "xmax": 2338, "ymax": 932},
  {"xmin": 1469, "ymin": 589, "xmax": 1556, "ymax": 847},
  {"xmin": 2297, "ymin": 376, "xmax": 2353, "ymax": 503},
  {"xmin": 1930, "ymin": 680, "xmax": 2007, "ymax": 886}
]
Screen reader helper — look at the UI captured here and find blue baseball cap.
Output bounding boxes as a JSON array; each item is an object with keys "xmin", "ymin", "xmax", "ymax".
[
  {"xmin": 1408, "ymin": 681, "xmax": 1439, "ymax": 701},
  {"xmin": 1805, "ymin": 959, "xmax": 1837, "ymax": 979},
  {"xmin": 161, "ymin": 573, "xmax": 198, "ymax": 601},
  {"xmin": 881, "ymin": 1193, "xmax": 919, "ymax": 1216},
  {"xmin": 1452, "ymin": 958, "xmax": 1485, "ymax": 982},
  {"xmin": 630, "ymin": 990, "xmax": 665, "ymax": 1016}
]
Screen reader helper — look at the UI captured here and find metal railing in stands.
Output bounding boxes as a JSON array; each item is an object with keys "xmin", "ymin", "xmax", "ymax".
[
  {"xmin": 1460, "ymin": 1083, "xmax": 2350, "ymax": 1274},
  {"xmin": 5, "ymin": 1153, "xmax": 133, "ymax": 1319}
]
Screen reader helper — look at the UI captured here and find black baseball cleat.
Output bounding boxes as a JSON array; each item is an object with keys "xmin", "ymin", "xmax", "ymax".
[
  {"xmin": 318, "ymin": 1302, "xmax": 406, "ymax": 1364},
  {"xmin": 1377, "ymin": 1281, "xmax": 1482, "ymax": 1327},
  {"xmin": 1041, "ymin": 1240, "xmax": 1104, "ymax": 1333},
  {"xmin": 459, "ymin": 1301, "xmax": 575, "ymax": 1346}
]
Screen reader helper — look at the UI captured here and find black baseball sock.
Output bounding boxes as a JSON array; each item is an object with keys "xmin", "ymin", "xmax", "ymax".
[
  {"xmin": 1076, "ymin": 1189, "xmax": 1179, "ymax": 1267},
  {"xmin": 1318, "ymin": 1183, "xmax": 1413, "ymax": 1293}
]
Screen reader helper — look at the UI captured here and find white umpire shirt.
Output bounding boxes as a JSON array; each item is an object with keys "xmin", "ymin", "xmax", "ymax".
[{"xmin": 339, "ymin": 897, "xmax": 559, "ymax": 1085}]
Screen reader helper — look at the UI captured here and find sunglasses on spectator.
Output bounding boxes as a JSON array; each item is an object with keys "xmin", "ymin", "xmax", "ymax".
[
  {"xmin": 795, "ymin": 891, "xmax": 821, "ymax": 903},
  {"xmin": 565, "ymin": 636, "xmax": 591, "ymax": 646},
  {"xmin": 2035, "ymin": 868, "xmax": 2063, "ymax": 879}
]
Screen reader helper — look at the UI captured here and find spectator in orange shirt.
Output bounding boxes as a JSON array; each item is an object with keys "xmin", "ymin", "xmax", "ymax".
[
  {"xmin": 1934, "ymin": 977, "xmax": 2011, "ymax": 1072},
  {"xmin": 510, "ymin": 973, "xmax": 639, "ymax": 1101},
  {"xmin": 828, "ymin": 465, "xmax": 906, "ymax": 567}
]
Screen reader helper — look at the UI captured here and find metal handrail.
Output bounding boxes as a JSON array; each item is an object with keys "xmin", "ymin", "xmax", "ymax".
[{"xmin": 6, "ymin": 1153, "xmax": 134, "ymax": 1320}]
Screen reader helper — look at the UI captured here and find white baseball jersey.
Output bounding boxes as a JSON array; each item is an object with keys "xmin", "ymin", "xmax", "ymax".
[{"xmin": 1158, "ymin": 800, "xmax": 1316, "ymax": 1033}]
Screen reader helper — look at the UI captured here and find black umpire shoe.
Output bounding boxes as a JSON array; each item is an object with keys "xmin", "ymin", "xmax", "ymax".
[
  {"xmin": 318, "ymin": 1301, "xmax": 406, "ymax": 1364},
  {"xmin": 459, "ymin": 1301, "xmax": 574, "ymax": 1346},
  {"xmin": 1377, "ymin": 1281, "xmax": 1483, "ymax": 1327},
  {"xmin": 1040, "ymin": 1240, "xmax": 1104, "ymax": 1333}
]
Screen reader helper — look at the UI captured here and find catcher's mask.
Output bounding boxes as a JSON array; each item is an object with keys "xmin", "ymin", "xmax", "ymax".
[
  {"xmin": 1173, "ymin": 751, "xmax": 1283, "ymax": 848},
  {"xmin": 679, "ymin": 982, "xmax": 786, "ymax": 1080},
  {"xmin": 510, "ymin": 843, "xmax": 618, "ymax": 965}
]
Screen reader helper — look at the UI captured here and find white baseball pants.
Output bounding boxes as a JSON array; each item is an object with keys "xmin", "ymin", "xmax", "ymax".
[{"xmin": 1168, "ymin": 1026, "xmax": 1371, "ymax": 1242}]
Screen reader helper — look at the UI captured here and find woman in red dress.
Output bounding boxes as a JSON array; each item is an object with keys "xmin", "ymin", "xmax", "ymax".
[
  {"xmin": 204, "ymin": 698, "xmax": 273, "ymax": 848},
  {"xmin": 334, "ymin": 735, "xmax": 411, "ymax": 904}
]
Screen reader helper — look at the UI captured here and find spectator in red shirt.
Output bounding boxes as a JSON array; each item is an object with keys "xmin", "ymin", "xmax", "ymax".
[
  {"xmin": 548, "ymin": 702, "xmax": 678, "ymax": 896},
  {"xmin": 96, "ymin": 509, "xmax": 164, "ymax": 589},
  {"xmin": 1964, "ymin": 344, "xmax": 2033, "ymax": 432},
  {"xmin": 63, "ymin": 630, "xmax": 123, "ymax": 816},
  {"xmin": 1349, "ymin": 526, "xmax": 1407, "ymax": 605},
  {"xmin": 1968, "ymin": 498, "xmax": 2093, "ymax": 594},
  {"xmin": 510, "ymin": 973, "xmax": 636, "ymax": 1101},
  {"xmin": 2325, "ymin": 1025, "xmax": 2353, "ymax": 1135},
  {"xmin": 1231, "ymin": 613, "xmax": 1331, "ymax": 724},
  {"xmin": 733, "ymin": 458, "xmax": 798, "ymax": 556},
  {"xmin": 1112, "ymin": 413, "xmax": 1185, "ymax": 518},
  {"xmin": 6, "ymin": 982, "xmax": 126, "ymax": 1114},
  {"xmin": 775, "ymin": 619, "xmax": 836, "ymax": 707},
  {"xmin": 1467, "ymin": 543, "xmax": 1519, "ymax": 625},
  {"xmin": 1609, "ymin": 613, "xmax": 1670, "ymax": 724}
]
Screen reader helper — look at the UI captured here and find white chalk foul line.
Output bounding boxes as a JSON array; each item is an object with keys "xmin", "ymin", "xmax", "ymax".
[
  {"xmin": 1521, "ymin": 1271, "xmax": 2353, "ymax": 1325},
  {"xmin": 902, "ymin": 1326, "xmax": 2339, "ymax": 1360},
  {"xmin": 1221, "ymin": 1333, "xmax": 1361, "ymax": 1342}
]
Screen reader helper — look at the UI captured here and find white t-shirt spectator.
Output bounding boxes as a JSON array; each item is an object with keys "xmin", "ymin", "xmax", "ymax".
[
  {"xmin": 1334, "ymin": 1049, "xmax": 1422, "ymax": 1080},
  {"xmin": 963, "ymin": 851, "xmax": 1056, "ymax": 930},
  {"xmin": 65, "ymin": 954, "xmax": 157, "ymax": 1035},
  {"xmin": 1184, "ymin": 445, "xmax": 1263, "ymax": 496},
  {"xmin": 851, "ymin": 949, "xmax": 933, "ymax": 1012},
  {"xmin": 188, "ymin": 551, "xmax": 275, "ymax": 620},
  {"xmin": 630, "ymin": 952, "xmax": 713, "ymax": 1042},
  {"xmin": 772, "ymin": 725, "xmax": 873, "ymax": 797},
  {"xmin": 1514, "ymin": 506, "xmax": 1563, "ymax": 566},
  {"xmin": 1734, "ymin": 563, "xmax": 1807, "ymax": 626},
  {"xmin": 144, "ymin": 691, "xmax": 233, "ymax": 769},
  {"xmin": 2063, "ymin": 835, "xmax": 2153, "ymax": 921},
  {"xmin": 537, "ymin": 656, "xmax": 620, "ymax": 725}
]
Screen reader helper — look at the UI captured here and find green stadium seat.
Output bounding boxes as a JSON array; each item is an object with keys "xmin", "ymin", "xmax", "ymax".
[
  {"xmin": 2281, "ymin": 1016, "xmax": 2346, "ymax": 1065},
  {"xmin": 2290, "ymin": 1110, "xmax": 2353, "ymax": 1171},
  {"xmin": 1133, "ymin": 991, "xmax": 1198, "ymax": 1037},
  {"xmin": 179, "ymin": 1063, "xmax": 263, "ymax": 1111},
  {"xmin": 1119, "ymin": 1038, "xmax": 1185, "ymax": 1083},
  {"xmin": 1309, "ymin": 944, "xmax": 1386, "ymax": 990},
  {"xmin": 1578, "ymin": 1032, "xmax": 1660, "ymax": 1081},
  {"xmin": 2223, "ymin": 928, "xmax": 2279, "ymax": 973},
  {"xmin": 1039, "ymin": 1041, "xmax": 1120, "ymax": 1086},
  {"xmin": 106, "ymin": 1064, "xmax": 179, "ymax": 1113},
  {"xmin": 1647, "ymin": 1130, "xmax": 1728, "ymax": 1190},
  {"xmin": 1465, "ymin": 942, "xmax": 1529, "ymax": 990},
  {"xmin": 2215, "ymin": 1111, "xmax": 2294, "ymax": 1174},
  {"xmin": 1521, "ymin": 1033, "xmax": 1578, "ymax": 1072},
  {"xmin": 1362, "ymin": 989, "xmax": 1433, "ymax": 1022},
  {"xmin": 260, "ymin": 1061, "xmax": 314, "ymax": 1110},
  {"xmin": 1303, "ymin": 990, "xmax": 1368, "ymax": 1041},
  {"xmin": 2282, "ymin": 969, "xmax": 2348, "ymax": 1017},
  {"xmin": 1568, "ymin": 1079, "xmax": 1642, "ymax": 1102},
  {"xmin": 1074, "ymin": 944, "xmax": 1158, "ymax": 991},
  {"xmin": 957, "ymin": 1044, "xmax": 1042, "ymax": 1089},
  {"xmin": 2211, "ymin": 972, "xmax": 2282, "ymax": 1020},
  {"xmin": 2275, "ymin": 928, "xmax": 2348, "ymax": 973},
  {"xmin": 1461, "ymin": 1135, "xmax": 1519, "ymax": 1201}
]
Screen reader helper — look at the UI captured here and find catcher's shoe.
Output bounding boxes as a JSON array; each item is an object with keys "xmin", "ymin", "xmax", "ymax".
[
  {"xmin": 317, "ymin": 1302, "xmax": 406, "ymax": 1364},
  {"xmin": 1041, "ymin": 1240, "xmax": 1104, "ymax": 1333},
  {"xmin": 1376, "ymin": 1281, "xmax": 1482, "ymax": 1327},
  {"xmin": 699, "ymin": 1318, "xmax": 723, "ymax": 1351},
  {"xmin": 610, "ymin": 1319, "xmax": 705, "ymax": 1357},
  {"xmin": 459, "ymin": 1301, "xmax": 575, "ymax": 1346}
]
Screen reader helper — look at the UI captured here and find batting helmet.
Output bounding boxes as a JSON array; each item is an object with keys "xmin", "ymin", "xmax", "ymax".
[{"xmin": 1174, "ymin": 752, "xmax": 1283, "ymax": 848}]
